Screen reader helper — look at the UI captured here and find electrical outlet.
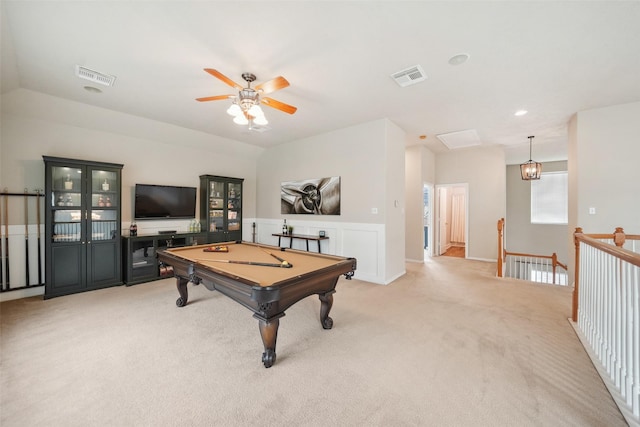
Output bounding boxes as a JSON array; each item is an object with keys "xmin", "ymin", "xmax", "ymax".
[
  {"xmin": 589, "ymin": 207, "xmax": 596, "ymax": 215},
  {"xmin": 371, "ymin": 207, "xmax": 378, "ymax": 214}
]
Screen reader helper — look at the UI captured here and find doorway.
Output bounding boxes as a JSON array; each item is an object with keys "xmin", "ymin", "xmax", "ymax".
[
  {"xmin": 435, "ymin": 184, "xmax": 468, "ymax": 258},
  {"xmin": 423, "ymin": 184, "xmax": 433, "ymax": 258}
]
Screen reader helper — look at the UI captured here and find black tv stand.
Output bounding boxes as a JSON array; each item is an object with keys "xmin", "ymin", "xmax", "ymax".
[{"xmin": 122, "ymin": 231, "xmax": 207, "ymax": 285}]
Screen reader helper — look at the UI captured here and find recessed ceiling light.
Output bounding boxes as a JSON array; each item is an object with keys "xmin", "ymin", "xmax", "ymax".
[
  {"xmin": 448, "ymin": 53, "xmax": 470, "ymax": 66},
  {"xmin": 514, "ymin": 110, "xmax": 528, "ymax": 116},
  {"xmin": 84, "ymin": 86, "xmax": 102, "ymax": 94}
]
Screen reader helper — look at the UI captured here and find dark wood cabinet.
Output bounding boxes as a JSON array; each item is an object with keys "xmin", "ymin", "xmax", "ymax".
[
  {"xmin": 43, "ymin": 156, "xmax": 123, "ymax": 298},
  {"xmin": 199, "ymin": 175, "xmax": 244, "ymax": 243},
  {"xmin": 122, "ymin": 232, "xmax": 207, "ymax": 285}
]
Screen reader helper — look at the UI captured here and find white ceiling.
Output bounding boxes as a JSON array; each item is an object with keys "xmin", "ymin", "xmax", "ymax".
[{"xmin": 2, "ymin": 1, "xmax": 640, "ymax": 164}]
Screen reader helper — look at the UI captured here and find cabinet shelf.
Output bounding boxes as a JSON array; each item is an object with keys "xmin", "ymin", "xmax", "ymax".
[
  {"xmin": 44, "ymin": 156, "xmax": 123, "ymax": 299},
  {"xmin": 122, "ymin": 232, "xmax": 207, "ymax": 285},
  {"xmin": 200, "ymin": 175, "xmax": 244, "ymax": 243}
]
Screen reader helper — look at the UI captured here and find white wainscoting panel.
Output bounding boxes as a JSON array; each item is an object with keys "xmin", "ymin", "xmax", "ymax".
[{"xmin": 245, "ymin": 219, "xmax": 386, "ymax": 284}]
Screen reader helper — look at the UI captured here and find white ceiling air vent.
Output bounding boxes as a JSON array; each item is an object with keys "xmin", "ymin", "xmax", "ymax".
[
  {"xmin": 75, "ymin": 65, "xmax": 117, "ymax": 87},
  {"xmin": 436, "ymin": 129, "xmax": 482, "ymax": 150},
  {"xmin": 391, "ymin": 65, "xmax": 427, "ymax": 87}
]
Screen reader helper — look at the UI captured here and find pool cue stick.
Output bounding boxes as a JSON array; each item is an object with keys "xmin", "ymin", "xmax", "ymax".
[
  {"xmin": 35, "ymin": 189, "xmax": 42, "ymax": 285},
  {"xmin": 196, "ymin": 258, "xmax": 293, "ymax": 268},
  {"xmin": 259, "ymin": 247, "xmax": 292, "ymax": 267},
  {"xmin": 24, "ymin": 189, "xmax": 30, "ymax": 286},
  {"xmin": 3, "ymin": 190, "xmax": 9, "ymax": 290}
]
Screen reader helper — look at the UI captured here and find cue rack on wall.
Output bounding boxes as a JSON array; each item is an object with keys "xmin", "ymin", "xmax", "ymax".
[{"xmin": 0, "ymin": 189, "xmax": 45, "ymax": 292}]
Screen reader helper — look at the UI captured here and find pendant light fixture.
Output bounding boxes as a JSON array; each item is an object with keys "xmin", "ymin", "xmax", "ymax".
[{"xmin": 520, "ymin": 135, "xmax": 542, "ymax": 180}]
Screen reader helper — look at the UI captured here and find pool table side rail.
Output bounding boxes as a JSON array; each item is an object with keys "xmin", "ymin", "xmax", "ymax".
[
  {"xmin": 196, "ymin": 257, "xmax": 356, "ymax": 320},
  {"xmin": 159, "ymin": 242, "xmax": 355, "ymax": 288},
  {"xmin": 157, "ymin": 244, "xmax": 357, "ymax": 320},
  {"xmin": 166, "ymin": 241, "xmax": 349, "ymax": 262}
]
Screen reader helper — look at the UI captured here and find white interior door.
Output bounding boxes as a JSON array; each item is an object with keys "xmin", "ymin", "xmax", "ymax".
[{"xmin": 438, "ymin": 187, "xmax": 448, "ymax": 255}]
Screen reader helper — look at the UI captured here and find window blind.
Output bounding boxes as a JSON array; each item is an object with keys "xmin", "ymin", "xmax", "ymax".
[{"xmin": 531, "ymin": 171, "xmax": 568, "ymax": 224}]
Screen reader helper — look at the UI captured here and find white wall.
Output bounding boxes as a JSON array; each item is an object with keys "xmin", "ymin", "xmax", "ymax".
[
  {"xmin": 256, "ymin": 119, "xmax": 406, "ymax": 284},
  {"xmin": 506, "ymin": 161, "xmax": 569, "ymax": 264},
  {"xmin": 405, "ymin": 145, "xmax": 435, "ymax": 262},
  {"xmin": 435, "ymin": 145, "xmax": 506, "ymax": 261},
  {"xmin": 567, "ymin": 101, "xmax": 640, "ymax": 283},
  {"xmin": 1, "ymin": 89, "xmax": 261, "ymax": 300},
  {"xmin": 383, "ymin": 120, "xmax": 407, "ymax": 283},
  {"xmin": 570, "ymin": 101, "xmax": 640, "ymax": 234}
]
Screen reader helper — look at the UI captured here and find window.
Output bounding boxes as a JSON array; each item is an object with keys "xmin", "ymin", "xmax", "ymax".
[{"xmin": 531, "ymin": 171, "xmax": 568, "ymax": 224}]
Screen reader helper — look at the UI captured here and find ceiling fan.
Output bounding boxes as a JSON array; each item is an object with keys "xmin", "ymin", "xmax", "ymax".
[{"xmin": 196, "ymin": 68, "xmax": 297, "ymax": 126}]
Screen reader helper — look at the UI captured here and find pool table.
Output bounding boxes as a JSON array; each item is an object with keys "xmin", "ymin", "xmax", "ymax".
[{"xmin": 157, "ymin": 241, "xmax": 356, "ymax": 368}]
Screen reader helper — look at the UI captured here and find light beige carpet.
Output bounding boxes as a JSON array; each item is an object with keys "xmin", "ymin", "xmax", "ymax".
[{"xmin": 0, "ymin": 257, "xmax": 627, "ymax": 426}]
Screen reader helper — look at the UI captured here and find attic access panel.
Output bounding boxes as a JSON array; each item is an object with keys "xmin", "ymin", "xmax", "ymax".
[{"xmin": 436, "ymin": 129, "xmax": 481, "ymax": 150}]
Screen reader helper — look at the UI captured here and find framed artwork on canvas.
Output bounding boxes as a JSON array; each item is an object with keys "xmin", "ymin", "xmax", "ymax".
[{"xmin": 280, "ymin": 177, "xmax": 340, "ymax": 215}]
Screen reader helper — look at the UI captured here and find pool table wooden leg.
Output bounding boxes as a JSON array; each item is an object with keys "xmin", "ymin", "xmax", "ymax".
[
  {"xmin": 175, "ymin": 276, "xmax": 189, "ymax": 307},
  {"xmin": 258, "ymin": 317, "xmax": 280, "ymax": 368},
  {"xmin": 319, "ymin": 290, "xmax": 336, "ymax": 329}
]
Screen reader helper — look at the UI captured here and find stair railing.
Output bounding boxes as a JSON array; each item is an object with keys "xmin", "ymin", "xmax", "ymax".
[
  {"xmin": 572, "ymin": 227, "xmax": 640, "ymax": 423},
  {"xmin": 496, "ymin": 218, "xmax": 568, "ymax": 285}
]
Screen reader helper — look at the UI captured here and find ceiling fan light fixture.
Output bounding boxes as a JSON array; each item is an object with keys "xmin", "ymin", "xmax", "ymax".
[
  {"xmin": 253, "ymin": 115, "xmax": 268, "ymax": 126},
  {"xmin": 226, "ymin": 103, "xmax": 242, "ymax": 116},
  {"xmin": 233, "ymin": 114, "xmax": 249, "ymax": 125},
  {"xmin": 248, "ymin": 104, "xmax": 263, "ymax": 117},
  {"xmin": 196, "ymin": 69, "xmax": 297, "ymax": 127}
]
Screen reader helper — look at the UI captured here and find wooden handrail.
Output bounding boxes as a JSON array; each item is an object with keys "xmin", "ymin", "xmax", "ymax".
[
  {"xmin": 571, "ymin": 227, "xmax": 640, "ymax": 322},
  {"xmin": 575, "ymin": 230, "xmax": 640, "ymax": 267},
  {"xmin": 497, "ymin": 218, "xmax": 505, "ymax": 277},
  {"xmin": 503, "ymin": 250, "xmax": 568, "ymax": 269},
  {"xmin": 497, "ymin": 217, "xmax": 568, "ymax": 282},
  {"xmin": 572, "ymin": 227, "xmax": 640, "ymax": 422},
  {"xmin": 578, "ymin": 228, "xmax": 640, "ymax": 246},
  {"xmin": 503, "ymin": 249, "xmax": 568, "ymax": 285},
  {"xmin": 551, "ymin": 253, "xmax": 568, "ymax": 271}
]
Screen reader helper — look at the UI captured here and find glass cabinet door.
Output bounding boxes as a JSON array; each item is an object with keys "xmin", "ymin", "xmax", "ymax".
[
  {"xmin": 200, "ymin": 175, "xmax": 243, "ymax": 243},
  {"xmin": 90, "ymin": 169, "xmax": 119, "ymax": 241},
  {"xmin": 50, "ymin": 165, "xmax": 83, "ymax": 242},
  {"xmin": 227, "ymin": 182, "xmax": 242, "ymax": 232},
  {"xmin": 207, "ymin": 180, "xmax": 225, "ymax": 232},
  {"xmin": 44, "ymin": 156, "xmax": 123, "ymax": 298}
]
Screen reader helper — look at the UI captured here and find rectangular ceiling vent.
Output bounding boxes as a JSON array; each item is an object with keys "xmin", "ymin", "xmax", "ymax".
[
  {"xmin": 391, "ymin": 65, "xmax": 427, "ymax": 87},
  {"xmin": 436, "ymin": 129, "xmax": 482, "ymax": 150},
  {"xmin": 75, "ymin": 65, "xmax": 116, "ymax": 87}
]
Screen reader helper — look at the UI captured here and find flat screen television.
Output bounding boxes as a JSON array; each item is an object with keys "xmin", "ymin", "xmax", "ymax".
[{"xmin": 134, "ymin": 184, "xmax": 197, "ymax": 219}]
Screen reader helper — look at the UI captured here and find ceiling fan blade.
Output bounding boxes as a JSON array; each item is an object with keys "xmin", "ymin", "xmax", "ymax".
[
  {"xmin": 255, "ymin": 76, "xmax": 289, "ymax": 94},
  {"xmin": 196, "ymin": 94, "xmax": 234, "ymax": 102},
  {"xmin": 204, "ymin": 68, "xmax": 243, "ymax": 90},
  {"xmin": 261, "ymin": 97, "xmax": 297, "ymax": 115}
]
